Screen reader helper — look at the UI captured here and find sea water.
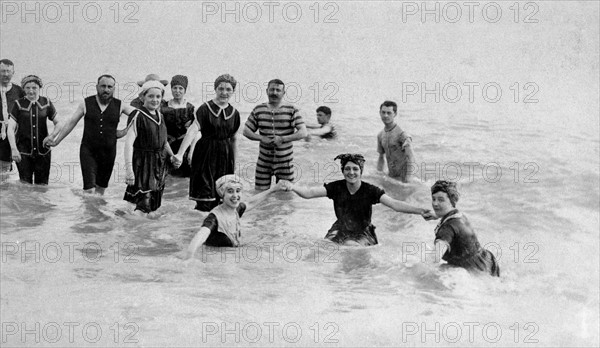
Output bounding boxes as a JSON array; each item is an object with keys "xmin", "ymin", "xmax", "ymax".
[{"xmin": 1, "ymin": 1, "xmax": 598, "ymax": 346}]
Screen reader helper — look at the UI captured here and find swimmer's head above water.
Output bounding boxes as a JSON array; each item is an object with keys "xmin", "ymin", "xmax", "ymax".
[
  {"xmin": 335, "ymin": 153, "xmax": 365, "ymax": 185},
  {"xmin": 334, "ymin": 153, "xmax": 365, "ymax": 173},
  {"xmin": 431, "ymin": 180, "xmax": 460, "ymax": 217}
]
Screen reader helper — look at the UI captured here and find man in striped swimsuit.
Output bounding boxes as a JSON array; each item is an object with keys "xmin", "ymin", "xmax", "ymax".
[{"xmin": 243, "ymin": 79, "xmax": 307, "ymax": 190}]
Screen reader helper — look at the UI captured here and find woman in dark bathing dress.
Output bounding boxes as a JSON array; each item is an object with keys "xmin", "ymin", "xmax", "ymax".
[
  {"xmin": 161, "ymin": 75, "xmax": 195, "ymax": 177},
  {"xmin": 430, "ymin": 180, "xmax": 500, "ymax": 277},
  {"xmin": 174, "ymin": 74, "xmax": 240, "ymax": 211},
  {"xmin": 284, "ymin": 153, "xmax": 434, "ymax": 246},
  {"xmin": 123, "ymin": 81, "xmax": 179, "ymax": 213}
]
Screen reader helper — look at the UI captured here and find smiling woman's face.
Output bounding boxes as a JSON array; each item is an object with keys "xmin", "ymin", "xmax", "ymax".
[
  {"xmin": 432, "ymin": 191, "xmax": 454, "ymax": 217},
  {"xmin": 343, "ymin": 161, "xmax": 362, "ymax": 184},
  {"xmin": 143, "ymin": 88, "xmax": 163, "ymax": 111}
]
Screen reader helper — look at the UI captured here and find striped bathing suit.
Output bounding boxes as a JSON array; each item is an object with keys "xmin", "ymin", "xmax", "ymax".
[{"xmin": 245, "ymin": 103, "xmax": 304, "ymax": 189}]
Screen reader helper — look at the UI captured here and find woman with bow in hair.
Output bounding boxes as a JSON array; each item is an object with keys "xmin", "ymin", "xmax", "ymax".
[
  {"xmin": 430, "ymin": 180, "xmax": 500, "ymax": 276},
  {"xmin": 283, "ymin": 153, "xmax": 434, "ymax": 246}
]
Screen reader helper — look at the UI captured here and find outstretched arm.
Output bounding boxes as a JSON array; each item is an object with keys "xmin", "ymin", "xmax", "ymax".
[
  {"xmin": 288, "ymin": 181, "xmax": 327, "ymax": 199},
  {"xmin": 244, "ymin": 181, "xmax": 286, "ymax": 211},
  {"xmin": 380, "ymin": 194, "xmax": 429, "ymax": 215},
  {"xmin": 186, "ymin": 227, "xmax": 210, "ymax": 259},
  {"xmin": 44, "ymin": 103, "xmax": 84, "ymax": 147}
]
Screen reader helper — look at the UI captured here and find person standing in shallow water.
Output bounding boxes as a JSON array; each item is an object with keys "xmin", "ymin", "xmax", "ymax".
[
  {"xmin": 123, "ymin": 81, "xmax": 180, "ymax": 214},
  {"xmin": 0, "ymin": 59, "xmax": 25, "ymax": 179},
  {"xmin": 174, "ymin": 74, "xmax": 240, "ymax": 212},
  {"xmin": 243, "ymin": 79, "xmax": 307, "ymax": 190},
  {"xmin": 430, "ymin": 180, "xmax": 500, "ymax": 277},
  {"xmin": 377, "ymin": 100, "xmax": 415, "ymax": 183},
  {"xmin": 7, "ymin": 75, "xmax": 58, "ymax": 185},
  {"xmin": 43, "ymin": 75, "xmax": 137, "ymax": 195},
  {"xmin": 162, "ymin": 75, "xmax": 195, "ymax": 177},
  {"xmin": 282, "ymin": 153, "xmax": 435, "ymax": 246}
]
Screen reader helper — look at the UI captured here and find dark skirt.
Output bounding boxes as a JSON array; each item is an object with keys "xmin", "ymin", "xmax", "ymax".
[
  {"xmin": 450, "ymin": 248, "xmax": 500, "ymax": 277},
  {"xmin": 189, "ymin": 137, "xmax": 235, "ymax": 210},
  {"xmin": 123, "ymin": 148, "xmax": 168, "ymax": 213},
  {"xmin": 325, "ymin": 221, "xmax": 378, "ymax": 246}
]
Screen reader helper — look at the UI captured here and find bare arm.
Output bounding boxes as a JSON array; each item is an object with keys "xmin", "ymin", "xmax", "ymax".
[
  {"xmin": 116, "ymin": 104, "xmax": 137, "ymax": 139},
  {"xmin": 282, "ymin": 124, "xmax": 307, "ymax": 142},
  {"xmin": 290, "ymin": 183, "xmax": 327, "ymax": 199},
  {"xmin": 186, "ymin": 227, "xmax": 211, "ymax": 259},
  {"xmin": 45, "ymin": 103, "xmax": 84, "ymax": 146},
  {"xmin": 7, "ymin": 119, "xmax": 20, "ymax": 163},
  {"xmin": 244, "ymin": 182, "xmax": 282, "ymax": 211},
  {"xmin": 433, "ymin": 240, "xmax": 449, "ymax": 262},
  {"xmin": 176, "ymin": 121, "xmax": 200, "ymax": 157},
  {"xmin": 403, "ymin": 143, "xmax": 416, "ymax": 180},
  {"xmin": 307, "ymin": 124, "xmax": 332, "ymax": 137},
  {"xmin": 124, "ymin": 120, "xmax": 137, "ymax": 185},
  {"xmin": 380, "ymin": 194, "xmax": 426, "ymax": 214},
  {"xmin": 377, "ymin": 153, "xmax": 385, "ymax": 172}
]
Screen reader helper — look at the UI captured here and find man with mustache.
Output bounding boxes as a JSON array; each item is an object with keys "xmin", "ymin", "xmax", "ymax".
[
  {"xmin": 44, "ymin": 75, "xmax": 136, "ymax": 195},
  {"xmin": 243, "ymin": 79, "xmax": 307, "ymax": 190},
  {"xmin": 0, "ymin": 59, "xmax": 25, "ymax": 179}
]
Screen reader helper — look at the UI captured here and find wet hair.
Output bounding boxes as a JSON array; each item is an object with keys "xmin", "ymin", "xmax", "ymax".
[
  {"xmin": 214, "ymin": 74, "xmax": 237, "ymax": 91},
  {"xmin": 380, "ymin": 100, "xmax": 397, "ymax": 113},
  {"xmin": 334, "ymin": 153, "xmax": 365, "ymax": 174},
  {"xmin": 431, "ymin": 180, "xmax": 460, "ymax": 207},
  {"xmin": 267, "ymin": 79, "xmax": 285, "ymax": 89},
  {"xmin": 97, "ymin": 74, "xmax": 116, "ymax": 84},
  {"xmin": 0, "ymin": 59, "xmax": 14, "ymax": 67},
  {"xmin": 316, "ymin": 106, "xmax": 332, "ymax": 116}
]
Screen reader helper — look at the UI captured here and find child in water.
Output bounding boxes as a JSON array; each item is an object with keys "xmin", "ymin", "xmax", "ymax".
[
  {"xmin": 430, "ymin": 180, "xmax": 500, "ymax": 277},
  {"xmin": 185, "ymin": 174, "xmax": 285, "ymax": 259}
]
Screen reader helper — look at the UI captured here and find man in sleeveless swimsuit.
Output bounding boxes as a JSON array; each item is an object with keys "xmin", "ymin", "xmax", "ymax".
[{"xmin": 44, "ymin": 75, "xmax": 136, "ymax": 195}]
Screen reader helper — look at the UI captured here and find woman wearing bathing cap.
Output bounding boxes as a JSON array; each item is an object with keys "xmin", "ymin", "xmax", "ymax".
[
  {"xmin": 123, "ymin": 80, "xmax": 180, "ymax": 214},
  {"xmin": 430, "ymin": 180, "xmax": 500, "ymax": 276},
  {"xmin": 130, "ymin": 74, "xmax": 168, "ymax": 109},
  {"xmin": 184, "ymin": 175, "xmax": 286, "ymax": 259},
  {"xmin": 283, "ymin": 153, "xmax": 435, "ymax": 246},
  {"xmin": 162, "ymin": 75, "xmax": 195, "ymax": 177},
  {"xmin": 174, "ymin": 74, "xmax": 241, "ymax": 212},
  {"xmin": 6, "ymin": 75, "xmax": 59, "ymax": 184}
]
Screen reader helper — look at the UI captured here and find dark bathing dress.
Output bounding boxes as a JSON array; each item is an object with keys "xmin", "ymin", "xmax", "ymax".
[
  {"xmin": 123, "ymin": 107, "xmax": 169, "ymax": 213},
  {"xmin": 189, "ymin": 100, "xmax": 240, "ymax": 211},
  {"xmin": 435, "ymin": 209, "xmax": 500, "ymax": 277},
  {"xmin": 324, "ymin": 179, "xmax": 385, "ymax": 246},
  {"xmin": 161, "ymin": 100, "xmax": 195, "ymax": 177}
]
